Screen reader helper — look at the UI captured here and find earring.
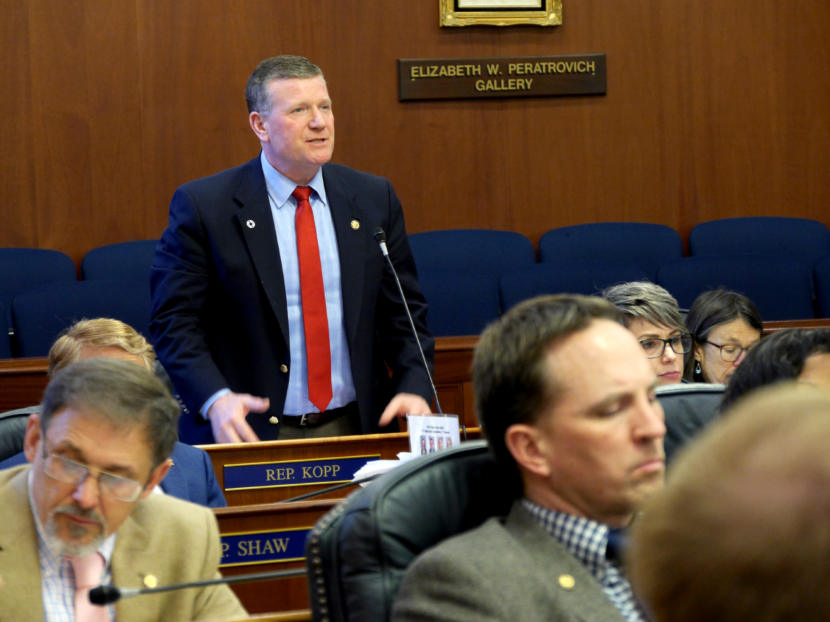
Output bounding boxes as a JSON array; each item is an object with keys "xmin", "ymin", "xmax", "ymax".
[{"xmin": 694, "ymin": 361, "xmax": 702, "ymax": 375}]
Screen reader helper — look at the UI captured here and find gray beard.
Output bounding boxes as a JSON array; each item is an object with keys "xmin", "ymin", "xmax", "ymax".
[{"xmin": 44, "ymin": 505, "xmax": 107, "ymax": 558}]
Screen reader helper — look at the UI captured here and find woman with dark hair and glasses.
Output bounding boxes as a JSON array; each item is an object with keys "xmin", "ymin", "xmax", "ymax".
[
  {"xmin": 684, "ymin": 289, "xmax": 762, "ymax": 384},
  {"xmin": 603, "ymin": 281, "xmax": 691, "ymax": 385}
]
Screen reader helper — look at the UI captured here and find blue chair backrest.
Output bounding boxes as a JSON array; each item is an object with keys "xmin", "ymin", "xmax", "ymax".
[
  {"xmin": 538, "ymin": 223, "xmax": 683, "ymax": 281},
  {"xmin": 689, "ymin": 217, "xmax": 830, "ymax": 268},
  {"xmin": 0, "ymin": 248, "xmax": 77, "ymax": 354},
  {"xmin": 11, "ymin": 280, "xmax": 151, "ymax": 357},
  {"xmin": 418, "ymin": 269, "xmax": 501, "ymax": 336},
  {"xmin": 499, "ymin": 261, "xmax": 649, "ymax": 313},
  {"xmin": 408, "ymin": 230, "xmax": 536, "ymax": 276},
  {"xmin": 0, "ymin": 302, "xmax": 10, "ymax": 358},
  {"xmin": 814, "ymin": 255, "xmax": 830, "ymax": 318},
  {"xmin": 81, "ymin": 240, "xmax": 158, "ymax": 281},
  {"xmin": 657, "ymin": 255, "xmax": 814, "ymax": 321}
]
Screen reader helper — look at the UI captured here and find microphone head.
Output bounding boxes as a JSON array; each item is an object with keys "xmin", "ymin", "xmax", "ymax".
[
  {"xmin": 373, "ymin": 227, "xmax": 387, "ymax": 243},
  {"xmin": 89, "ymin": 584, "xmax": 121, "ymax": 605}
]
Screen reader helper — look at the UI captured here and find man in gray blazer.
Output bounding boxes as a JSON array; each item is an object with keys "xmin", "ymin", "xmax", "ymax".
[{"xmin": 392, "ymin": 295, "xmax": 666, "ymax": 622}]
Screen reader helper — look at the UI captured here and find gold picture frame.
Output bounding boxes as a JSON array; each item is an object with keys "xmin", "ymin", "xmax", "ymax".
[{"xmin": 440, "ymin": 0, "xmax": 562, "ymax": 27}]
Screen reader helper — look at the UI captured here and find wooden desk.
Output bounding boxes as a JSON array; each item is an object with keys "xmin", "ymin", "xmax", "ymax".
[
  {"xmin": 202, "ymin": 429, "xmax": 481, "ymax": 506},
  {"xmin": 215, "ymin": 499, "xmax": 337, "ymax": 616},
  {"xmin": 0, "ymin": 357, "xmax": 49, "ymax": 411},
  {"xmin": 5, "ymin": 320, "xmax": 827, "ymax": 415},
  {"xmin": 762, "ymin": 318, "xmax": 830, "ymax": 334}
]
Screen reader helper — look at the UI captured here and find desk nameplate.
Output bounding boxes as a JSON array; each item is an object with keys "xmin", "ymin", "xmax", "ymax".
[
  {"xmin": 220, "ymin": 526, "xmax": 311, "ymax": 568},
  {"xmin": 223, "ymin": 454, "xmax": 381, "ymax": 491}
]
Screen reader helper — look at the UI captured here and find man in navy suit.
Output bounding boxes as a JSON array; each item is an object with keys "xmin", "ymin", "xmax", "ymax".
[
  {"xmin": 151, "ymin": 55, "xmax": 433, "ymax": 444},
  {"xmin": 0, "ymin": 319, "xmax": 225, "ymax": 508}
]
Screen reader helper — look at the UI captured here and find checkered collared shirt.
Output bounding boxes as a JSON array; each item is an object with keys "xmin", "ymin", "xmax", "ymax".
[{"xmin": 521, "ymin": 498, "xmax": 648, "ymax": 622}]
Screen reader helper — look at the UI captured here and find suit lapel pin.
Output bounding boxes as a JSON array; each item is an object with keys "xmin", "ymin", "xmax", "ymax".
[
  {"xmin": 558, "ymin": 574, "xmax": 575, "ymax": 590},
  {"xmin": 350, "ymin": 219, "xmax": 360, "ymax": 230},
  {"xmin": 246, "ymin": 219, "xmax": 256, "ymax": 229},
  {"xmin": 142, "ymin": 574, "xmax": 158, "ymax": 589}
]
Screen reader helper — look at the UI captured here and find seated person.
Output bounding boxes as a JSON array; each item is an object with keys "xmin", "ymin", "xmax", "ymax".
[
  {"xmin": 627, "ymin": 383, "xmax": 830, "ymax": 621},
  {"xmin": 0, "ymin": 358, "xmax": 246, "ymax": 620},
  {"xmin": 0, "ymin": 318, "xmax": 225, "ymax": 508},
  {"xmin": 720, "ymin": 327, "xmax": 830, "ymax": 411},
  {"xmin": 392, "ymin": 295, "xmax": 665, "ymax": 622},
  {"xmin": 603, "ymin": 281, "xmax": 690, "ymax": 385},
  {"xmin": 684, "ymin": 289, "xmax": 762, "ymax": 384}
]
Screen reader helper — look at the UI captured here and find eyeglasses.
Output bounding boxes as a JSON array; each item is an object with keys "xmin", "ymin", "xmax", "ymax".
[
  {"xmin": 43, "ymin": 452, "xmax": 144, "ymax": 502},
  {"xmin": 638, "ymin": 334, "xmax": 693, "ymax": 359},
  {"xmin": 703, "ymin": 340, "xmax": 756, "ymax": 363}
]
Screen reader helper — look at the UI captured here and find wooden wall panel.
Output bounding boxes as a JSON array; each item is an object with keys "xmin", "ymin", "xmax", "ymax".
[
  {"xmin": 0, "ymin": 0, "xmax": 36, "ymax": 247},
  {"xmin": 0, "ymin": 1, "xmax": 828, "ymax": 263}
]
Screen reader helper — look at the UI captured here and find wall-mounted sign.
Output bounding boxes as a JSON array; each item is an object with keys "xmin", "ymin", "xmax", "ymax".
[
  {"xmin": 399, "ymin": 54, "xmax": 605, "ymax": 101},
  {"xmin": 440, "ymin": 0, "xmax": 562, "ymax": 27}
]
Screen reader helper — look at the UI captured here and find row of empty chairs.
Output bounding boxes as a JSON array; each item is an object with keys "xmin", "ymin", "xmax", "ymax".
[
  {"xmin": 411, "ymin": 218, "xmax": 830, "ymax": 335},
  {"xmin": 3, "ymin": 217, "xmax": 830, "ymax": 354},
  {"xmin": 0, "ymin": 241, "xmax": 156, "ymax": 357}
]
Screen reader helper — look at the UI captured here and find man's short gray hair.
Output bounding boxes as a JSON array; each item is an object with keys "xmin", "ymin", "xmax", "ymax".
[
  {"xmin": 246, "ymin": 55, "xmax": 324, "ymax": 114},
  {"xmin": 40, "ymin": 358, "xmax": 179, "ymax": 467}
]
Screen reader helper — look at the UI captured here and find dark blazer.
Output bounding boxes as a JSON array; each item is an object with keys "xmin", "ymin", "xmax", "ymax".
[
  {"xmin": 150, "ymin": 158, "xmax": 433, "ymax": 442},
  {"xmin": 0, "ymin": 441, "xmax": 226, "ymax": 508}
]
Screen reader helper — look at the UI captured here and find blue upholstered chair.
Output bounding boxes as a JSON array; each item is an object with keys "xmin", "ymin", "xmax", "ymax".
[
  {"xmin": 814, "ymin": 255, "xmax": 830, "ymax": 318},
  {"xmin": 689, "ymin": 217, "xmax": 830, "ymax": 269},
  {"xmin": 81, "ymin": 239, "xmax": 158, "ymax": 281},
  {"xmin": 0, "ymin": 302, "xmax": 10, "ymax": 359},
  {"xmin": 538, "ymin": 223, "xmax": 683, "ymax": 281},
  {"xmin": 657, "ymin": 255, "xmax": 814, "ymax": 321},
  {"xmin": 499, "ymin": 261, "xmax": 649, "ymax": 313},
  {"xmin": 11, "ymin": 280, "xmax": 151, "ymax": 357},
  {"xmin": 418, "ymin": 269, "xmax": 500, "ymax": 337},
  {"xmin": 408, "ymin": 229, "xmax": 536, "ymax": 276},
  {"xmin": 0, "ymin": 248, "xmax": 77, "ymax": 356}
]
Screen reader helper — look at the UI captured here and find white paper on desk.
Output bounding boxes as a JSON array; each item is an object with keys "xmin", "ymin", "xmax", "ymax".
[
  {"xmin": 352, "ymin": 453, "xmax": 416, "ymax": 486},
  {"xmin": 407, "ymin": 414, "xmax": 461, "ymax": 456}
]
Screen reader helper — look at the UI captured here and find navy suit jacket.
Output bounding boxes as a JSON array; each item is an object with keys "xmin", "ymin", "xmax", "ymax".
[
  {"xmin": 150, "ymin": 158, "xmax": 433, "ymax": 442},
  {"xmin": 0, "ymin": 441, "xmax": 226, "ymax": 508}
]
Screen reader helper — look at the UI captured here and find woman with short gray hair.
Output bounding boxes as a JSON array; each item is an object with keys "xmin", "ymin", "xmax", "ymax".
[{"xmin": 603, "ymin": 281, "xmax": 690, "ymax": 385}]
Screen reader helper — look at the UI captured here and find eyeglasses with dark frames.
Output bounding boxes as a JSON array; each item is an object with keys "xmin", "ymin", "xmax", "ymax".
[
  {"xmin": 638, "ymin": 333, "xmax": 693, "ymax": 359},
  {"xmin": 702, "ymin": 340, "xmax": 756, "ymax": 363}
]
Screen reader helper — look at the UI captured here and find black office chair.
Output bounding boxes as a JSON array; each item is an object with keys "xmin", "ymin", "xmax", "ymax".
[
  {"xmin": 305, "ymin": 441, "xmax": 517, "ymax": 622},
  {"xmin": 0, "ymin": 407, "xmax": 35, "ymax": 462},
  {"xmin": 657, "ymin": 383, "xmax": 725, "ymax": 465}
]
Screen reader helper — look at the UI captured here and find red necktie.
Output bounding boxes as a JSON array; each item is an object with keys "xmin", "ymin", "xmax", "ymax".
[
  {"xmin": 69, "ymin": 553, "xmax": 111, "ymax": 622},
  {"xmin": 293, "ymin": 186, "xmax": 333, "ymax": 412}
]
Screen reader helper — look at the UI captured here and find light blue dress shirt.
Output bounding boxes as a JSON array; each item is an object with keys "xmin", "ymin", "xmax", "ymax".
[
  {"xmin": 260, "ymin": 153, "xmax": 356, "ymax": 415},
  {"xmin": 201, "ymin": 155, "xmax": 357, "ymax": 418}
]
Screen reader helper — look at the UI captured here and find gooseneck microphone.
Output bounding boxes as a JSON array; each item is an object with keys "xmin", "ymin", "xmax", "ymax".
[
  {"xmin": 373, "ymin": 227, "xmax": 443, "ymax": 415},
  {"xmin": 89, "ymin": 568, "xmax": 307, "ymax": 605}
]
